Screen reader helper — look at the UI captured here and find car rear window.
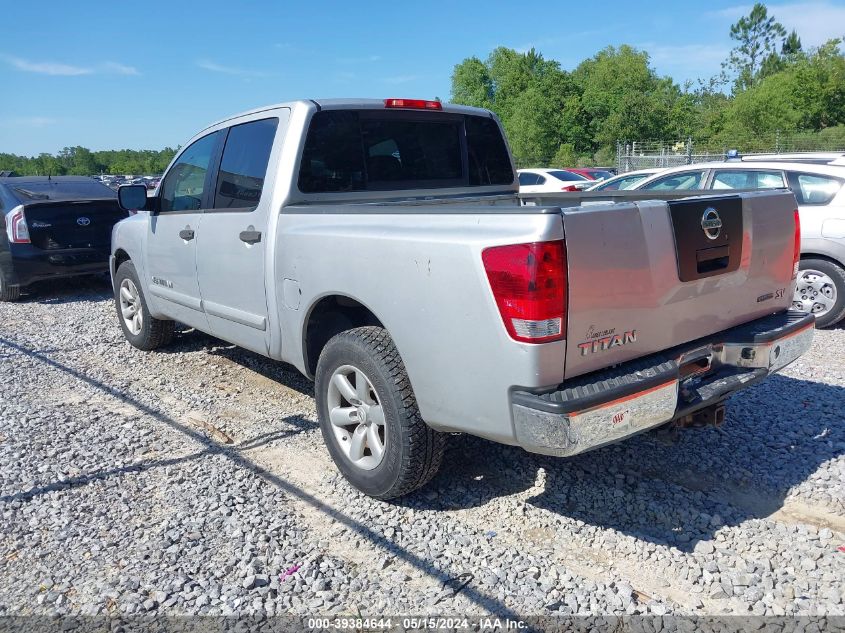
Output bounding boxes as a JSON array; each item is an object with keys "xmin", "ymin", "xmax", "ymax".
[
  {"xmin": 298, "ymin": 110, "xmax": 513, "ymax": 193},
  {"xmin": 548, "ymin": 170, "xmax": 587, "ymax": 182},
  {"xmin": 786, "ymin": 171, "xmax": 844, "ymax": 205},
  {"xmin": 518, "ymin": 172, "xmax": 539, "ymax": 186},
  {"xmin": 9, "ymin": 180, "xmax": 116, "ymax": 201}
]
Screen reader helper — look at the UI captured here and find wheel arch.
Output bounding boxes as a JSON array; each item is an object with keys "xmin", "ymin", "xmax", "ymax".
[
  {"xmin": 800, "ymin": 252, "xmax": 845, "ymax": 269},
  {"xmin": 302, "ymin": 294, "xmax": 385, "ymax": 378}
]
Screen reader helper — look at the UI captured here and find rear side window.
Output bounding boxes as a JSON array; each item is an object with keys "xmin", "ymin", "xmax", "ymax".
[
  {"xmin": 213, "ymin": 118, "xmax": 279, "ymax": 210},
  {"xmin": 787, "ymin": 172, "xmax": 844, "ymax": 205},
  {"xmin": 298, "ymin": 110, "xmax": 513, "ymax": 193},
  {"xmin": 712, "ymin": 170, "xmax": 784, "ymax": 190},
  {"xmin": 641, "ymin": 170, "xmax": 707, "ymax": 191}
]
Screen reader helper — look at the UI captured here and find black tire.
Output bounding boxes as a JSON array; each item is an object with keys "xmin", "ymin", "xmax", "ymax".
[
  {"xmin": 315, "ymin": 326, "xmax": 446, "ymax": 500},
  {"xmin": 0, "ymin": 268, "xmax": 21, "ymax": 302},
  {"xmin": 797, "ymin": 258, "xmax": 845, "ymax": 328},
  {"xmin": 113, "ymin": 260, "xmax": 174, "ymax": 350}
]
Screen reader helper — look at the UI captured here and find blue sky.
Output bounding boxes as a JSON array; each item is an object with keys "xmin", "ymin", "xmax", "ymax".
[{"xmin": 1, "ymin": 0, "xmax": 844, "ymax": 156}]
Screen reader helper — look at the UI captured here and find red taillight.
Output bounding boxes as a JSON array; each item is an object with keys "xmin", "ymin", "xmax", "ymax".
[
  {"xmin": 5, "ymin": 206, "xmax": 30, "ymax": 244},
  {"xmin": 561, "ymin": 185, "xmax": 578, "ymax": 192},
  {"xmin": 384, "ymin": 98, "xmax": 442, "ymax": 110},
  {"xmin": 482, "ymin": 240, "xmax": 567, "ymax": 343},
  {"xmin": 793, "ymin": 209, "xmax": 801, "ymax": 279}
]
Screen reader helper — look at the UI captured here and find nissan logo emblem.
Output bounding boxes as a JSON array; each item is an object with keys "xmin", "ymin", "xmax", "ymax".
[
  {"xmin": 76, "ymin": 217, "xmax": 91, "ymax": 227},
  {"xmin": 701, "ymin": 208, "xmax": 722, "ymax": 240}
]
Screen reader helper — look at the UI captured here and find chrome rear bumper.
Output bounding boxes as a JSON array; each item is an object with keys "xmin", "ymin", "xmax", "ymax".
[{"xmin": 512, "ymin": 311, "xmax": 815, "ymax": 457}]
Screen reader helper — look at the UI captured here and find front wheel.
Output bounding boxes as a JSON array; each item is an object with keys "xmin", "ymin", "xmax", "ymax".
[
  {"xmin": 113, "ymin": 260, "xmax": 175, "ymax": 350},
  {"xmin": 315, "ymin": 327, "xmax": 445, "ymax": 499},
  {"xmin": 793, "ymin": 258, "xmax": 845, "ymax": 328}
]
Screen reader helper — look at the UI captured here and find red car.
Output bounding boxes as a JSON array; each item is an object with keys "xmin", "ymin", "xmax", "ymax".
[{"xmin": 565, "ymin": 168, "xmax": 614, "ymax": 181}]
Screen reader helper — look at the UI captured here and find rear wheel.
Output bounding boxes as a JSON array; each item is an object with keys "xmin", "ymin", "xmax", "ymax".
[
  {"xmin": 793, "ymin": 258, "xmax": 845, "ymax": 328},
  {"xmin": 315, "ymin": 326, "xmax": 446, "ymax": 499},
  {"xmin": 0, "ymin": 269, "xmax": 21, "ymax": 302},
  {"xmin": 114, "ymin": 260, "xmax": 174, "ymax": 350}
]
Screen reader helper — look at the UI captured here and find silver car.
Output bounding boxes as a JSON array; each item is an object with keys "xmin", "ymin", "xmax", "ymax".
[{"xmin": 633, "ymin": 161, "xmax": 845, "ymax": 327}]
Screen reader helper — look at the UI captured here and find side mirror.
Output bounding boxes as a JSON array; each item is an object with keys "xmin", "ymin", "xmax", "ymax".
[{"xmin": 117, "ymin": 184, "xmax": 149, "ymax": 213}]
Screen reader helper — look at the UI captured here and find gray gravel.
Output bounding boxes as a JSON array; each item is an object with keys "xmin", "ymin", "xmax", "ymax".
[{"xmin": 0, "ymin": 276, "xmax": 843, "ymax": 618}]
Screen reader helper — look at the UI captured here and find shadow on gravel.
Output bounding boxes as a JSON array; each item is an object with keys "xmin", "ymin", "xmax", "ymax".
[
  {"xmin": 412, "ymin": 374, "xmax": 844, "ymax": 552},
  {"xmin": 16, "ymin": 274, "xmax": 113, "ymax": 304},
  {"xmin": 0, "ymin": 336, "xmax": 520, "ymax": 618},
  {"xmin": 156, "ymin": 328, "xmax": 315, "ymax": 398}
]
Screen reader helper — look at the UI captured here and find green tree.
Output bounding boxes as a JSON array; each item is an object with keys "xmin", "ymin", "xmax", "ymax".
[
  {"xmin": 571, "ymin": 45, "xmax": 677, "ymax": 147},
  {"xmin": 782, "ymin": 30, "xmax": 803, "ymax": 58},
  {"xmin": 450, "ymin": 47, "xmax": 576, "ymax": 165},
  {"xmin": 450, "ymin": 57, "xmax": 493, "ymax": 109},
  {"xmin": 724, "ymin": 3, "xmax": 787, "ymax": 91}
]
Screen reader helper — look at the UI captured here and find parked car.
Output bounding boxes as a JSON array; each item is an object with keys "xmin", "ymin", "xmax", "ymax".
[
  {"xmin": 111, "ymin": 98, "xmax": 811, "ymax": 499},
  {"xmin": 518, "ymin": 168, "xmax": 592, "ymax": 193},
  {"xmin": 586, "ymin": 168, "xmax": 662, "ymax": 191},
  {"xmin": 565, "ymin": 167, "xmax": 615, "ymax": 181},
  {"xmin": 0, "ymin": 176, "xmax": 127, "ymax": 301},
  {"xmin": 632, "ymin": 161, "xmax": 845, "ymax": 327}
]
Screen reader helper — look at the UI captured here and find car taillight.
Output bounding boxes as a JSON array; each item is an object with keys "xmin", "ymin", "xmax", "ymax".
[
  {"xmin": 482, "ymin": 240, "xmax": 567, "ymax": 343},
  {"xmin": 793, "ymin": 209, "xmax": 801, "ymax": 279},
  {"xmin": 562, "ymin": 185, "xmax": 578, "ymax": 192},
  {"xmin": 6, "ymin": 206, "xmax": 30, "ymax": 244},
  {"xmin": 384, "ymin": 98, "xmax": 442, "ymax": 110}
]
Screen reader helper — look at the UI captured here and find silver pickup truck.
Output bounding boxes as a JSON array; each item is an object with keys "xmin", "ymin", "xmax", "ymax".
[{"xmin": 111, "ymin": 98, "xmax": 814, "ymax": 499}]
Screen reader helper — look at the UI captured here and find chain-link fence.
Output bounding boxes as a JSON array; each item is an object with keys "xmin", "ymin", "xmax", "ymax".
[{"xmin": 616, "ymin": 132, "xmax": 845, "ymax": 173}]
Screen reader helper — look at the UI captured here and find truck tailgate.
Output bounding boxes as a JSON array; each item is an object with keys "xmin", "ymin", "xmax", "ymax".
[{"xmin": 562, "ymin": 190, "xmax": 798, "ymax": 378}]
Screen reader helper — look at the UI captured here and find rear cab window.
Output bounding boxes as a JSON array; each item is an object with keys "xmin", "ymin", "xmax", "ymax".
[
  {"xmin": 786, "ymin": 171, "xmax": 844, "ymax": 205},
  {"xmin": 298, "ymin": 109, "xmax": 513, "ymax": 193}
]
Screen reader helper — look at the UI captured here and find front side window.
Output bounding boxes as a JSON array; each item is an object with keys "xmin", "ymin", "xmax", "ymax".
[
  {"xmin": 787, "ymin": 172, "xmax": 844, "ymax": 205},
  {"xmin": 213, "ymin": 118, "xmax": 279, "ymax": 210},
  {"xmin": 641, "ymin": 170, "xmax": 707, "ymax": 191},
  {"xmin": 712, "ymin": 170, "xmax": 784, "ymax": 190},
  {"xmin": 298, "ymin": 110, "xmax": 514, "ymax": 193},
  {"xmin": 160, "ymin": 132, "xmax": 220, "ymax": 212}
]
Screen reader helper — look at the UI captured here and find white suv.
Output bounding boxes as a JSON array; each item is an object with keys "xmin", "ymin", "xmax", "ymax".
[{"xmin": 633, "ymin": 161, "xmax": 845, "ymax": 327}]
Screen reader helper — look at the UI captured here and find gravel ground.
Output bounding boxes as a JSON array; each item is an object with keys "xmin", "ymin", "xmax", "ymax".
[{"xmin": 0, "ymin": 276, "xmax": 843, "ymax": 620}]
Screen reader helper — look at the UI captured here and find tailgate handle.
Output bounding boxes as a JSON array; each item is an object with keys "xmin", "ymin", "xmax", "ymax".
[
  {"xmin": 179, "ymin": 228, "xmax": 195, "ymax": 241},
  {"xmin": 696, "ymin": 245, "xmax": 730, "ymax": 274},
  {"xmin": 239, "ymin": 230, "xmax": 262, "ymax": 244}
]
